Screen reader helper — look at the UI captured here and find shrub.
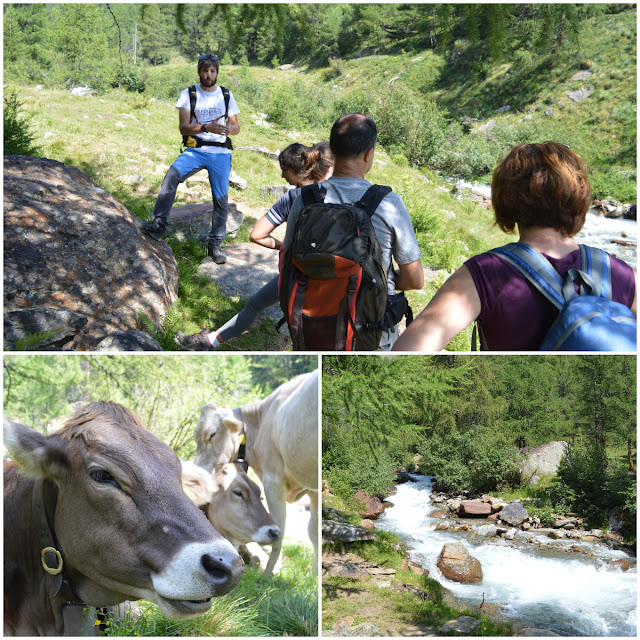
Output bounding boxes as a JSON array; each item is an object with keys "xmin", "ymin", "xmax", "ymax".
[
  {"xmin": 4, "ymin": 90, "xmax": 40, "ymax": 157},
  {"xmin": 112, "ymin": 66, "xmax": 145, "ymax": 93}
]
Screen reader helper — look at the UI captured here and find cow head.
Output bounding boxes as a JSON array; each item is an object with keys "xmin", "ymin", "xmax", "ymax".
[
  {"xmin": 181, "ymin": 461, "xmax": 281, "ymax": 549},
  {"xmin": 194, "ymin": 404, "xmax": 242, "ymax": 472},
  {"xmin": 3, "ymin": 402, "xmax": 244, "ymax": 620}
]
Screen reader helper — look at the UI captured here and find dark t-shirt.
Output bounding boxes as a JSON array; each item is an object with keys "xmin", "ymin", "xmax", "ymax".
[
  {"xmin": 264, "ymin": 188, "xmax": 301, "ymax": 227},
  {"xmin": 465, "ymin": 248, "xmax": 636, "ymax": 350}
]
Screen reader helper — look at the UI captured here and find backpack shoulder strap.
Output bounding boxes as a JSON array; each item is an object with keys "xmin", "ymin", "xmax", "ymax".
[
  {"xmin": 489, "ymin": 242, "xmax": 565, "ymax": 310},
  {"xmin": 577, "ymin": 245, "xmax": 612, "ymax": 299},
  {"xmin": 188, "ymin": 85, "xmax": 198, "ymax": 123},
  {"xmin": 220, "ymin": 86, "xmax": 230, "ymax": 119},
  {"xmin": 356, "ymin": 185, "xmax": 392, "ymax": 218},
  {"xmin": 301, "ymin": 183, "xmax": 327, "ymax": 207}
]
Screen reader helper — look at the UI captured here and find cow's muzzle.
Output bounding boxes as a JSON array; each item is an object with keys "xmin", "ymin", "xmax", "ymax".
[{"xmin": 151, "ymin": 541, "xmax": 244, "ymax": 619}]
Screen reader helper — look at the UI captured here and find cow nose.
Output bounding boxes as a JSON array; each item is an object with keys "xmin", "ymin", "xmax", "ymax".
[
  {"xmin": 201, "ymin": 553, "xmax": 240, "ymax": 587},
  {"xmin": 268, "ymin": 527, "xmax": 281, "ymax": 541}
]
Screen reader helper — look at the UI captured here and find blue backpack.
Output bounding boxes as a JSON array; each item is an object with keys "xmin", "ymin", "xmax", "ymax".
[{"xmin": 487, "ymin": 243, "xmax": 636, "ymax": 351}]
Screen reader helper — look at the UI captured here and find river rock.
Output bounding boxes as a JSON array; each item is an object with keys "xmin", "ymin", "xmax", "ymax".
[
  {"xmin": 354, "ymin": 491, "xmax": 385, "ymax": 519},
  {"xmin": 476, "ymin": 524, "xmax": 498, "ymax": 538},
  {"xmin": 437, "ymin": 542, "xmax": 483, "ymax": 583},
  {"xmin": 430, "ymin": 509, "xmax": 448, "ymax": 519},
  {"xmin": 361, "ymin": 519, "xmax": 375, "ymax": 531},
  {"xmin": 519, "ymin": 441, "xmax": 568, "ymax": 483},
  {"xmin": 498, "ymin": 502, "xmax": 529, "ymax": 526},
  {"xmin": 460, "ymin": 500, "xmax": 492, "ymax": 517},
  {"xmin": 4, "ymin": 155, "xmax": 179, "ymax": 350},
  {"xmin": 611, "ymin": 559, "xmax": 631, "ymax": 572},
  {"xmin": 520, "ymin": 629, "xmax": 560, "ymax": 636},
  {"xmin": 554, "ymin": 519, "xmax": 577, "ymax": 529},
  {"xmin": 322, "ymin": 520, "xmax": 376, "ymax": 542},
  {"xmin": 548, "ymin": 530, "xmax": 566, "ymax": 540},
  {"xmin": 438, "ymin": 616, "xmax": 481, "ymax": 635}
]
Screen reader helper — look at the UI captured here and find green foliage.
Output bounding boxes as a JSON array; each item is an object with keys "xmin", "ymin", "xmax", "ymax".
[
  {"xmin": 2, "ymin": 355, "xmax": 307, "ymax": 460},
  {"xmin": 112, "ymin": 66, "xmax": 145, "ymax": 93},
  {"xmin": 3, "ymin": 90, "xmax": 40, "ymax": 156}
]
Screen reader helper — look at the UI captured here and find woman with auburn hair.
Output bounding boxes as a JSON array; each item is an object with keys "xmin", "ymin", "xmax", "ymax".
[
  {"xmin": 176, "ymin": 141, "xmax": 334, "ymax": 350},
  {"xmin": 393, "ymin": 142, "xmax": 637, "ymax": 351}
]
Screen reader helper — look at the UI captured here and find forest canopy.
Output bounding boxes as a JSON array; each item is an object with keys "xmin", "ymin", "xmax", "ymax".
[{"xmin": 322, "ymin": 355, "xmax": 636, "ymax": 531}]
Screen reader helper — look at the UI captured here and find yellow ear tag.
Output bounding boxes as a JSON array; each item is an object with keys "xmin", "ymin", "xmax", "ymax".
[{"xmin": 238, "ymin": 434, "xmax": 246, "ymax": 445}]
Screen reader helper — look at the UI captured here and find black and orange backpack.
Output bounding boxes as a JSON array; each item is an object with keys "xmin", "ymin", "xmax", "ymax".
[{"xmin": 279, "ymin": 183, "xmax": 390, "ymax": 351}]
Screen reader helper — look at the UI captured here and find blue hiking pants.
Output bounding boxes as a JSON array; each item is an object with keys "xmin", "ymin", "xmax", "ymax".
[{"xmin": 152, "ymin": 148, "xmax": 232, "ymax": 244}]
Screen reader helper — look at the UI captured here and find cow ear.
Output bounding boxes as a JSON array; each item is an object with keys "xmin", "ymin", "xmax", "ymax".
[
  {"xmin": 214, "ymin": 464, "xmax": 236, "ymax": 491},
  {"xmin": 3, "ymin": 419, "xmax": 68, "ymax": 483},
  {"xmin": 222, "ymin": 416, "xmax": 242, "ymax": 433},
  {"xmin": 180, "ymin": 461, "xmax": 215, "ymax": 506}
]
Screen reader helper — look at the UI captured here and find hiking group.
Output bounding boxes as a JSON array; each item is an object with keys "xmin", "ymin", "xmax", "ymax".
[{"xmin": 142, "ymin": 55, "xmax": 637, "ymax": 352}]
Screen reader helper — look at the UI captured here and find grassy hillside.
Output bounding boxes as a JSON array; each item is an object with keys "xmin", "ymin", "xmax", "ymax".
[{"xmin": 5, "ymin": 6, "xmax": 634, "ymax": 350}]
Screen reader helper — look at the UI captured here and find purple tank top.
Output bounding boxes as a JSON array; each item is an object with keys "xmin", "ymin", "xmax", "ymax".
[{"xmin": 465, "ymin": 248, "xmax": 636, "ymax": 350}]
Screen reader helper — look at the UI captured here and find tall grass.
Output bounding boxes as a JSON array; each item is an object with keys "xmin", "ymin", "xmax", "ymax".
[{"xmin": 104, "ymin": 544, "xmax": 317, "ymax": 636}]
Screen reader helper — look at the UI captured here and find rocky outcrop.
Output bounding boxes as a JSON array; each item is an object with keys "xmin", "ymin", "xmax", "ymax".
[
  {"xmin": 519, "ymin": 441, "xmax": 568, "ymax": 483},
  {"xmin": 437, "ymin": 542, "xmax": 483, "ymax": 583},
  {"xmin": 4, "ymin": 156, "xmax": 179, "ymax": 350},
  {"xmin": 322, "ymin": 520, "xmax": 376, "ymax": 542}
]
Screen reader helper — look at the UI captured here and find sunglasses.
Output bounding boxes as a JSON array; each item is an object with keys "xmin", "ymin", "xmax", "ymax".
[{"xmin": 199, "ymin": 55, "xmax": 219, "ymax": 62}]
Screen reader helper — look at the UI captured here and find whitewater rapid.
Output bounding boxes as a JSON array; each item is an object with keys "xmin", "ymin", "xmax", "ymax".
[{"xmin": 376, "ymin": 475, "xmax": 637, "ymax": 636}]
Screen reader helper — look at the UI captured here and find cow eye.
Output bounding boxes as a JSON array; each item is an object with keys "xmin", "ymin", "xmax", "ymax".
[
  {"xmin": 233, "ymin": 488, "xmax": 244, "ymax": 499},
  {"xmin": 90, "ymin": 469, "xmax": 121, "ymax": 490}
]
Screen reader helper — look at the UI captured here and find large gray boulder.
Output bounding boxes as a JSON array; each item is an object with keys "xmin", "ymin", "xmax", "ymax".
[
  {"xmin": 4, "ymin": 156, "xmax": 179, "ymax": 350},
  {"xmin": 498, "ymin": 502, "xmax": 530, "ymax": 527},
  {"xmin": 520, "ymin": 441, "xmax": 568, "ymax": 483}
]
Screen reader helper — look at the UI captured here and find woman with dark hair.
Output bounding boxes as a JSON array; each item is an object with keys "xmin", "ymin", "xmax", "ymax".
[
  {"xmin": 393, "ymin": 142, "xmax": 637, "ymax": 351},
  {"xmin": 176, "ymin": 141, "xmax": 334, "ymax": 350}
]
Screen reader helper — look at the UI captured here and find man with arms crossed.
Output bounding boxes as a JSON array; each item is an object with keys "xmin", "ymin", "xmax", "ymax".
[{"xmin": 141, "ymin": 55, "xmax": 240, "ymax": 264}]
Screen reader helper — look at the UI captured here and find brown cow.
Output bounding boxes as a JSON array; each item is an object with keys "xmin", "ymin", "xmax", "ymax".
[
  {"xmin": 181, "ymin": 460, "xmax": 282, "ymax": 550},
  {"xmin": 4, "ymin": 402, "xmax": 244, "ymax": 636},
  {"xmin": 193, "ymin": 369, "xmax": 318, "ymax": 576}
]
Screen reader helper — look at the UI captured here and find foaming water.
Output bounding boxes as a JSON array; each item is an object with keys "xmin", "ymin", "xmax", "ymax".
[{"xmin": 378, "ymin": 475, "xmax": 636, "ymax": 636}]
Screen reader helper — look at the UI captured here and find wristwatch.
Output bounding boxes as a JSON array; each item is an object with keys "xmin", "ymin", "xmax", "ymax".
[{"xmin": 200, "ymin": 124, "xmax": 208, "ymax": 133}]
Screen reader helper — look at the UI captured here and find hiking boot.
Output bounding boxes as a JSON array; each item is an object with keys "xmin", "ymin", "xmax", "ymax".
[
  {"xmin": 140, "ymin": 218, "xmax": 167, "ymax": 241},
  {"xmin": 208, "ymin": 242, "xmax": 227, "ymax": 264},
  {"xmin": 175, "ymin": 329, "xmax": 216, "ymax": 351}
]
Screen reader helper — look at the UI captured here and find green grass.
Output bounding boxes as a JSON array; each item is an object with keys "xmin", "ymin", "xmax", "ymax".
[{"xmin": 103, "ymin": 544, "xmax": 317, "ymax": 636}]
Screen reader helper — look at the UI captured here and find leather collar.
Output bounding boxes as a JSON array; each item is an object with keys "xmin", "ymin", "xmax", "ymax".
[
  {"xmin": 32, "ymin": 478, "xmax": 85, "ymax": 606},
  {"xmin": 232, "ymin": 407, "xmax": 246, "ymax": 461}
]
